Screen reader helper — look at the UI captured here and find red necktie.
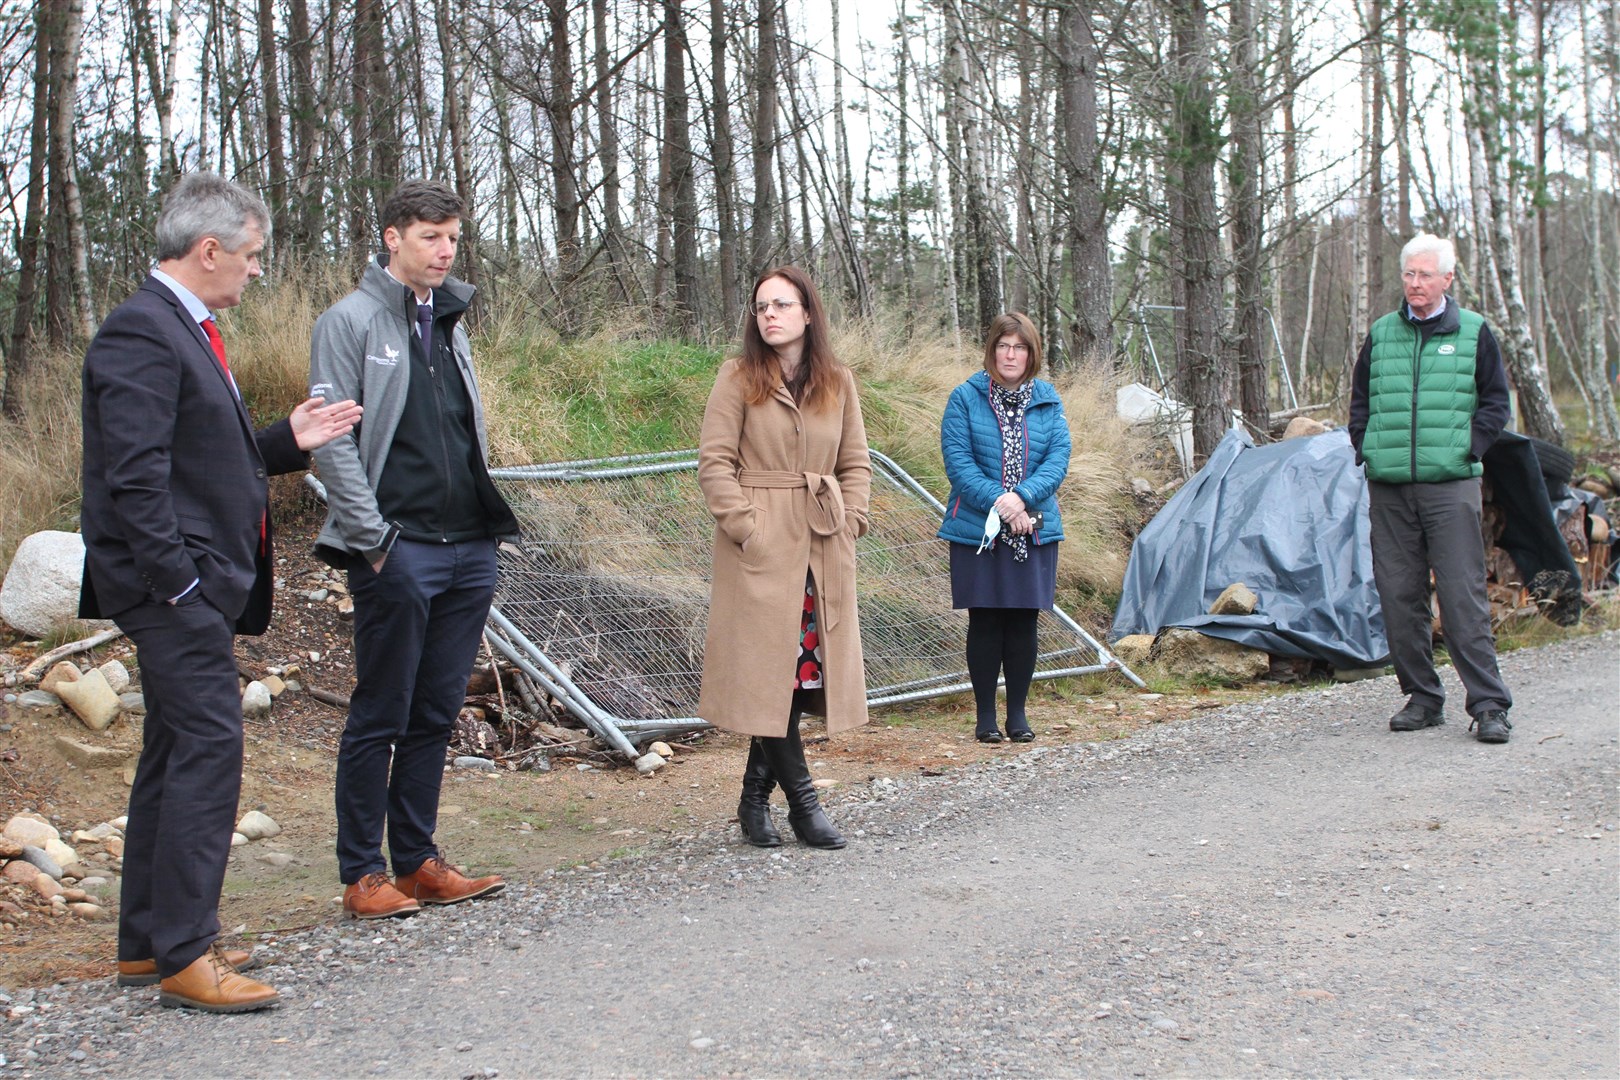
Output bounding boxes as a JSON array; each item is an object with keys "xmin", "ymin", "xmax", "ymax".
[
  {"xmin": 204, "ymin": 317, "xmax": 266, "ymax": 553},
  {"xmin": 201, "ymin": 317, "xmax": 231, "ymax": 378}
]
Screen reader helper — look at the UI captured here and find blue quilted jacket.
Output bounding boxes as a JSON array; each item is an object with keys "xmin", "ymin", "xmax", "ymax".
[{"xmin": 937, "ymin": 370, "xmax": 1071, "ymax": 547}]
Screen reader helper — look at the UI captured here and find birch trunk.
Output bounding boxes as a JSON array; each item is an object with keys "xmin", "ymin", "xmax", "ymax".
[
  {"xmin": 1464, "ymin": 51, "xmax": 1566, "ymax": 445},
  {"xmin": 1581, "ymin": 7, "xmax": 1620, "ymax": 441}
]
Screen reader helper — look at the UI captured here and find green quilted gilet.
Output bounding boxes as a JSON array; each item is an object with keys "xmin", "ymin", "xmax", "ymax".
[{"xmin": 1362, "ymin": 307, "xmax": 1484, "ymax": 483}]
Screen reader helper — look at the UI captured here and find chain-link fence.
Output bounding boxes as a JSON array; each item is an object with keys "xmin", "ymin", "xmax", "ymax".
[{"xmin": 483, "ymin": 449, "xmax": 1140, "ymax": 755}]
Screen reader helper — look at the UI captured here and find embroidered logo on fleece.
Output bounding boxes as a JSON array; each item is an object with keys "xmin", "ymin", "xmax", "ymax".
[{"xmin": 366, "ymin": 343, "xmax": 401, "ymax": 367}]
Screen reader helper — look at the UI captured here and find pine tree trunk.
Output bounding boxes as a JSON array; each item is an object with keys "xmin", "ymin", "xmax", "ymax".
[
  {"xmin": 549, "ymin": 0, "xmax": 580, "ymax": 329},
  {"xmin": 1228, "ymin": 0, "xmax": 1268, "ymax": 431},
  {"xmin": 664, "ymin": 0, "xmax": 699, "ymax": 329},
  {"xmin": 707, "ymin": 0, "xmax": 739, "ymax": 318},
  {"xmin": 286, "ymin": 0, "xmax": 318, "ymax": 248},
  {"xmin": 749, "ymin": 0, "xmax": 778, "ymax": 272},
  {"xmin": 1056, "ymin": 0, "xmax": 1110, "ymax": 369},
  {"xmin": 1167, "ymin": 0, "xmax": 1229, "ymax": 462}
]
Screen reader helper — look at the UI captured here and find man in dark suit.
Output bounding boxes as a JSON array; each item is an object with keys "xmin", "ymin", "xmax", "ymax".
[{"xmin": 79, "ymin": 173, "xmax": 360, "ymax": 1013}]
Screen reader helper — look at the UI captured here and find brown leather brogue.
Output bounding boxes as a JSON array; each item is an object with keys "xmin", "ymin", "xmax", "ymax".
[
  {"xmin": 117, "ymin": 947, "xmax": 257, "ymax": 987},
  {"xmin": 343, "ymin": 871, "xmax": 422, "ymax": 920},
  {"xmin": 158, "ymin": 944, "xmax": 279, "ymax": 1013},
  {"xmin": 394, "ymin": 856, "xmax": 505, "ymax": 905}
]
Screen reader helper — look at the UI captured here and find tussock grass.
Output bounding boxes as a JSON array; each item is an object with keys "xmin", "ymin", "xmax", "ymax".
[
  {"xmin": 1, "ymin": 274, "xmax": 1162, "ymax": 616},
  {"xmin": 0, "ymin": 348, "xmax": 85, "ymax": 570},
  {"xmin": 228, "ymin": 262, "xmax": 353, "ymax": 422}
]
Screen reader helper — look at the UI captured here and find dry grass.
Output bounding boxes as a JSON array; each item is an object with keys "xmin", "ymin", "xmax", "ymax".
[
  {"xmin": 0, "ymin": 275, "xmax": 1163, "ymax": 614},
  {"xmin": 0, "ymin": 348, "xmax": 86, "ymax": 570}
]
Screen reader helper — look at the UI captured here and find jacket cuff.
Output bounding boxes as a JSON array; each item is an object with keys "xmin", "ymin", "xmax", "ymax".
[{"xmin": 362, "ymin": 522, "xmax": 401, "ymax": 564}]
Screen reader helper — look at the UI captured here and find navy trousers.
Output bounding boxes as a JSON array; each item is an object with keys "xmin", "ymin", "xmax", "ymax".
[
  {"xmin": 335, "ymin": 537, "xmax": 498, "ymax": 883},
  {"xmin": 115, "ymin": 593, "xmax": 244, "ymax": 976}
]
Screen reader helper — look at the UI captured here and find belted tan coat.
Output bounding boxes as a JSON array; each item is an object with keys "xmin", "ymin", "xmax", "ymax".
[{"xmin": 696, "ymin": 357, "xmax": 872, "ymax": 738}]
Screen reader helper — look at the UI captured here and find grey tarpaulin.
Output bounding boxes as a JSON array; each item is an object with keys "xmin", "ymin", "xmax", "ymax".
[{"xmin": 1112, "ymin": 428, "xmax": 1389, "ymax": 668}]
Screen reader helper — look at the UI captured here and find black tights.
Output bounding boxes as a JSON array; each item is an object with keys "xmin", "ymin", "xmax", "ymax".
[{"xmin": 966, "ymin": 607, "xmax": 1040, "ymax": 734}]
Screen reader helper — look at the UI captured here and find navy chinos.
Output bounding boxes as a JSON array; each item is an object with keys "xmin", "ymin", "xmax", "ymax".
[{"xmin": 334, "ymin": 537, "xmax": 498, "ymax": 883}]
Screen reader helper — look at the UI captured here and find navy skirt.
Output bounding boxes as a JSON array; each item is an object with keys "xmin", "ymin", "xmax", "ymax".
[{"xmin": 949, "ymin": 540, "xmax": 1059, "ymax": 609}]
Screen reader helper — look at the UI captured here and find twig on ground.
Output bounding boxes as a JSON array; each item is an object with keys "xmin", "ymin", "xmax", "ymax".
[
  {"xmin": 307, "ymin": 686, "xmax": 351, "ymax": 711},
  {"xmin": 1537, "ymin": 733, "xmax": 1565, "ymax": 744},
  {"xmin": 21, "ymin": 628, "xmax": 124, "ymax": 680}
]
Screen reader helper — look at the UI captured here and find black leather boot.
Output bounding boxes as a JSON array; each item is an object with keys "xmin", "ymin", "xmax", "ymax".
[
  {"xmin": 736, "ymin": 738, "xmax": 782, "ymax": 847},
  {"xmin": 758, "ymin": 717, "xmax": 846, "ymax": 849}
]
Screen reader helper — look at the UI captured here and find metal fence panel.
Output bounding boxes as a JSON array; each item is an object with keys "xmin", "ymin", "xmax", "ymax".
[{"xmin": 485, "ymin": 450, "xmax": 1141, "ymax": 750}]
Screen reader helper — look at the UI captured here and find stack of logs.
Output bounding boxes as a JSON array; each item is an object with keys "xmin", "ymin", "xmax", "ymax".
[{"xmin": 1477, "ymin": 469, "xmax": 1615, "ymax": 627}]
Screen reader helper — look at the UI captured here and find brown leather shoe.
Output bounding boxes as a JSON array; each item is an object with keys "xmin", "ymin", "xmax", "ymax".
[
  {"xmin": 343, "ymin": 871, "xmax": 422, "ymax": 920},
  {"xmin": 158, "ymin": 944, "xmax": 279, "ymax": 1013},
  {"xmin": 394, "ymin": 856, "xmax": 505, "ymax": 905},
  {"xmin": 117, "ymin": 948, "xmax": 256, "ymax": 987}
]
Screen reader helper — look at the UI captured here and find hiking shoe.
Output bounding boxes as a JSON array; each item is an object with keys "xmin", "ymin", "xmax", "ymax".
[
  {"xmin": 1389, "ymin": 702, "xmax": 1444, "ymax": 731},
  {"xmin": 1470, "ymin": 710, "xmax": 1512, "ymax": 744}
]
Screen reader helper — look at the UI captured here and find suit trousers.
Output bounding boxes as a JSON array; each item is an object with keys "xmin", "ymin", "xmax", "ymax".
[
  {"xmin": 335, "ymin": 537, "xmax": 498, "ymax": 883},
  {"xmin": 114, "ymin": 593, "xmax": 244, "ymax": 976},
  {"xmin": 1367, "ymin": 478, "xmax": 1512, "ymax": 717}
]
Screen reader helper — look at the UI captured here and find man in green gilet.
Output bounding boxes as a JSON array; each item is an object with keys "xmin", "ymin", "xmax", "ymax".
[{"xmin": 1348, "ymin": 234, "xmax": 1514, "ymax": 744}]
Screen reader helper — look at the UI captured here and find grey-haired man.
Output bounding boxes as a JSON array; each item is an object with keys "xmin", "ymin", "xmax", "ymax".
[
  {"xmin": 1348, "ymin": 233, "xmax": 1514, "ymax": 744},
  {"xmin": 80, "ymin": 172, "xmax": 360, "ymax": 1011}
]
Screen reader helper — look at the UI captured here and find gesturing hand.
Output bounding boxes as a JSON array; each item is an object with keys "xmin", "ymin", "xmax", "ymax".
[{"xmin": 290, "ymin": 397, "xmax": 363, "ymax": 451}]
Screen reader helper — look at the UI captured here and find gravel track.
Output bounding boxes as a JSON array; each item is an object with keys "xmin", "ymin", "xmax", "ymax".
[{"xmin": 4, "ymin": 632, "xmax": 1616, "ymax": 1078}]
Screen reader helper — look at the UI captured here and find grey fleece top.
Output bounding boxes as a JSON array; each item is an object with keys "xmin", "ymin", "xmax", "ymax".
[{"xmin": 308, "ymin": 258, "xmax": 510, "ymax": 565}]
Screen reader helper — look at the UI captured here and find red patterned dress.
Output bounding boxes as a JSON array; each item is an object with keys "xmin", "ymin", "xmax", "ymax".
[{"xmin": 793, "ymin": 575, "xmax": 823, "ymax": 689}]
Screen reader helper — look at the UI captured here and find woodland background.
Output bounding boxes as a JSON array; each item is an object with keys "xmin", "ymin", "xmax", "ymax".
[{"xmin": 1, "ymin": 0, "xmax": 1617, "ymax": 463}]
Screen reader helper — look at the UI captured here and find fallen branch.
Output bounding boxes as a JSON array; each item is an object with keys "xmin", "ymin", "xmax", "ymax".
[
  {"xmin": 306, "ymin": 686, "xmax": 351, "ymax": 712},
  {"xmin": 1536, "ymin": 733, "xmax": 1565, "ymax": 745},
  {"xmin": 22, "ymin": 628, "xmax": 125, "ymax": 681}
]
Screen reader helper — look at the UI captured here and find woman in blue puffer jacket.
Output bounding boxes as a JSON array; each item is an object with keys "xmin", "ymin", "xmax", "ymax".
[{"xmin": 937, "ymin": 312, "xmax": 1072, "ymax": 743}]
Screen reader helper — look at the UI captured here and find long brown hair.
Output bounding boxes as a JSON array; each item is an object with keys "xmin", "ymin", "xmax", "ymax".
[{"xmin": 738, "ymin": 265, "xmax": 843, "ymax": 412}]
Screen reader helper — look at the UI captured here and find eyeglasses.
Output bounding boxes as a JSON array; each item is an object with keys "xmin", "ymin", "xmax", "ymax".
[
  {"xmin": 1401, "ymin": 269, "xmax": 1444, "ymax": 283},
  {"xmin": 752, "ymin": 298, "xmax": 803, "ymax": 316},
  {"xmin": 994, "ymin": 342, "xmax": 1031, "ymax": 355}
]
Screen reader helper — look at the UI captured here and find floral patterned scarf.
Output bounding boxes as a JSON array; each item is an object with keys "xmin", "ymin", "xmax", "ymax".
[{"xmin": 989, "ymin": 380, "xmax": 1034, "ymax": 563}]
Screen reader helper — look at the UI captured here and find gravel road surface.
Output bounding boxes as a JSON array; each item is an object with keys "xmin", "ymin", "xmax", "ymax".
[{"xmin": 5, "ymin": 632, "xmax": 1616, "ymax": 1078}]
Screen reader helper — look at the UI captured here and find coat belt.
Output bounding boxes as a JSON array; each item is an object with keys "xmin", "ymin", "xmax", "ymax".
[
  {"xmin": 737, "ymin": 468, "xmax": 851, "ymax": 630},
  {"xmin": 737, "ymin": 470, "xmax": 847, "ymax": 536}
]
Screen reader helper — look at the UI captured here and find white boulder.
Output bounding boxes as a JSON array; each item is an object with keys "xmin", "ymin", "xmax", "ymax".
[{"xmin": 0, "ymin": 531, "xmax": 89, "ymax": 637}]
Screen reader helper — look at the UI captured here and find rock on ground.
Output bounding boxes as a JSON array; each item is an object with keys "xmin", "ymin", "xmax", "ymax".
[
  {"xmin": 241, "ymin": 681, "xmax": 274, "ymax": 719},
  {"xmin": 53, "ymin": 735, "xmax": 133, "ymax": 770},
  {"xmin": 1209, "ymin": 581, "xmax": 1259, "ymax": 616},
  {"xmin": 95, "ymin": 659, "xmax": 130, "ymax": 694},
  {"xmin": 56, "ymin": 670, "xmax": 121, "ymax": 732},
  {"xmin": 1112, "ymin": 634, "xmax": 1155, "ymax": 666},
  {"xmin": 3, "ymin": 814, "xmax": 59, "ymax": 849},
  {"xmin": 1154, "ymin": 627, "xmax": 1271, "ymax": 683},
  {"xmin": 0, "ymin": 530, "xmax": 88, "ymax": 637},
  {"xmin": 39, "ymin": 662, "xmax": 82, "ymax": 696},
  {"xmin": 235, "ymin": 811, "xmax": 281, "ymax": 841}
]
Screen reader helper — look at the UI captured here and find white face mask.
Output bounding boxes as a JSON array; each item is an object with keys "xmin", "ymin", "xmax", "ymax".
[{"xmin": 976, "ymin": 509, "xmax": 1001, "ymax": 554}]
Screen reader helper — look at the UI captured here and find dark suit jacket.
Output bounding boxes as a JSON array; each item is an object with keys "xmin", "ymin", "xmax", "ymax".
[{"xmin": 79, "ymin": 275, "xmax": 307, "ymax": 635}]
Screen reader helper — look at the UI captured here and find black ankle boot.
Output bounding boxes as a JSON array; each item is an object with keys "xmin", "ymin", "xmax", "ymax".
[
  {"xmin": 758, "ymin": 718, "xmax": 846, "ymax": 849},
  {"xmin": 736, "ymin": 738, "xmax": 782, "ymax": 847}
]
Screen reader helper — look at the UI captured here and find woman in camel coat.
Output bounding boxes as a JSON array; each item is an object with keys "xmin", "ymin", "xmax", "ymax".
[{"xmin": 697, "ymin": 265, "xmax": 871, "ymax": 850}]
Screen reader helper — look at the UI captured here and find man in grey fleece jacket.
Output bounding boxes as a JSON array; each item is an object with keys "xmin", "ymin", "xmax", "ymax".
[{"xmin": 309, "ymin": 180, "xmax": 519, "ymax": 920}]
